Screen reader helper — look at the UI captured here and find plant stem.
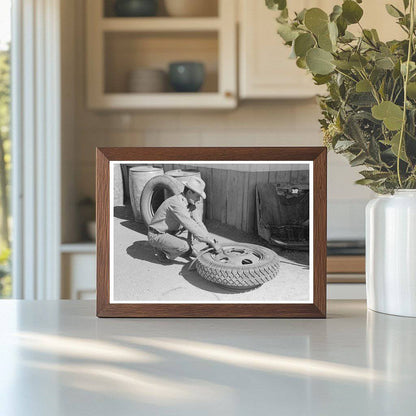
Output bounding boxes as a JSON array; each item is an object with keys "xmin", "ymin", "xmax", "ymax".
[
  {"xmin": 398, "ymin": 0, "xmax": 415, "ymax": 188},
  {"xmin": 334, "ymin": 68, "xmax": 357, "ymax": 83},
  {"xmin": 358, "ymin": 22, "xmax": 378, "ymax": 49},
  {"xmin": 390, "ymin": 79, "xmax": 397, "ymax": 101},
  {"xmin": 358, "ymin": 69, "xmax": 380, "ymax": 104}
]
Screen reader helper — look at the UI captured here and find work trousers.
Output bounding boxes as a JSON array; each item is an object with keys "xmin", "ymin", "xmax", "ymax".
[{"xmin": 148, "ymin": 229, "xmax": 192, "ymax": 260}]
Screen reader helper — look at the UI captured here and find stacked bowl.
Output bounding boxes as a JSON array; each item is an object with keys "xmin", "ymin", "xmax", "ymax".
[{"xmin": 127, "ymin": 68, "xmax": 167, "ymax": 93}]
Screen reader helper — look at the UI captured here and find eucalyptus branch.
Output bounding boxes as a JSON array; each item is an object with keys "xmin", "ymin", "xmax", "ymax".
[
  {"xmin": 393, "ymin": 86, "xmax": 404, "ymax": 103},
  {"xmin": 267, "ymin": 0, "xmax": 416, "ymax": 192},
  {"xmin": 358, "ymin": 22, "xmax": 378, "ymax": 49},
  {"xmin": 358, "ymin": 69, "xmax": 381, "ymax": 104},
  {"xmin": 390, "ymin": 79, "xmax": 398, "ymax": 101},
  {"xmin": 334, "ymin": 68, "xmax": 358, "ymax": 83},
  {"xmin": 397, "ymin": 0, "xmax": 415, "ymax": 187}
]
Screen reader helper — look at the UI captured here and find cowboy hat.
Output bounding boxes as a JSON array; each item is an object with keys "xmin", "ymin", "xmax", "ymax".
[{"xmin": 183, "ymin": 176, "xmax": 206, "ymax": 199}]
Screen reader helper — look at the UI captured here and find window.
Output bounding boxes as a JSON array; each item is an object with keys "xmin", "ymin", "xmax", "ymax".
[{"xmin": 0, "ymin": 0, "xmax": 11, "ymax": 298}]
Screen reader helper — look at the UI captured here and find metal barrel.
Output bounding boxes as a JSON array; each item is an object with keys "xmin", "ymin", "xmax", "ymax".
[{"xmin": 129, "ymin": 166, "xmax": 164, "ymax": 222}]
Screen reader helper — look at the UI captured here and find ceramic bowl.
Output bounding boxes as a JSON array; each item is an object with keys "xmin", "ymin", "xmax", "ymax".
[
  {"xmin": 114, "ymin": 0, "xmax": 158, "ymax": 17},
  {"xmin": 127, "ymin": 68, "xmax": 167, "ymax": 93},
  {"xmin": 168, "ymin": 62, "xmax": 205, "ymax": 93}
]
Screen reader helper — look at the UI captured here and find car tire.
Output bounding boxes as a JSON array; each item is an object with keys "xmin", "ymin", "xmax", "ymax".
[
  {"xmin": 140, "ymin": 175, "xmax": 183, "ymax": 226},
  {"xmin": 195, "ymin": 243, "xmax": 280, "ymax": 289}
]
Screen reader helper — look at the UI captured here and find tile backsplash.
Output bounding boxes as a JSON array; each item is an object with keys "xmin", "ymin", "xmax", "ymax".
[{"xmin": 71, "ymin": 100, "xmax": 373, "ymax": 242}]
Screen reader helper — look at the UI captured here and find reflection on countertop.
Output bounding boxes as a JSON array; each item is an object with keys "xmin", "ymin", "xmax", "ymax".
[
  {"xmin": 0, "ymin": 300, "xmax": 416, "ymax": 415},
  {"xmin": 327, "ymin": 239, "xmax": 365, "ymax": 256}
]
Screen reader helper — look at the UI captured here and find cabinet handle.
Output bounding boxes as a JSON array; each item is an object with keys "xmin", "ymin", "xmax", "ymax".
[{"xmin": 225, "ymin": 91, "xmax": 234, "ymax": 98}]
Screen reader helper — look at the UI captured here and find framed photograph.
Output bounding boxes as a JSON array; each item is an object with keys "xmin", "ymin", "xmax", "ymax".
[{"xmin": 96, "ymin": 147, "xmax": 327, "ymax": 318}]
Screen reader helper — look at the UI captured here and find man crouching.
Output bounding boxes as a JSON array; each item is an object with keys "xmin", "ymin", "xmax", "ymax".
[{"xmin": 147, "ymin": 176, "xmax": 222, "ymax": 263}]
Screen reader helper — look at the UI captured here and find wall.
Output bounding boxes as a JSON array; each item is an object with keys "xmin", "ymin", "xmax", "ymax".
[
  {"xmin": 61, "ymin": 0, "xmax": 374, "ymax": 242},
  {"xmin": 121, "ymin": 162, "xmax": 309, "ymax": 234}
]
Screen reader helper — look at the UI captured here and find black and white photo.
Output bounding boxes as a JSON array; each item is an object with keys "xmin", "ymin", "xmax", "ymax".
[{"xmin": 109, "ymin": 161, "xmax": 313, "ymax": 304}]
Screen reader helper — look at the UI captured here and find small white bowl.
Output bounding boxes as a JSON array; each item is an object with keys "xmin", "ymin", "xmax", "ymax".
[{"xmin": 127, "ymin": 68, "xmax": 167, "ymax": 93}]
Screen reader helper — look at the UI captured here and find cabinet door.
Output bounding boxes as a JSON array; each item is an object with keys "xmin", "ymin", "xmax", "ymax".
[
  {"xmin": 62, "ymin": 253, "xmax": 96, "ymax": 300},
  {"xmin": 239, "ymin": 0, "xmax": 322, "ymax": 99},
  {"xmin": 239, "ymin": 0, "xmax": 403, "ymax": 99}
]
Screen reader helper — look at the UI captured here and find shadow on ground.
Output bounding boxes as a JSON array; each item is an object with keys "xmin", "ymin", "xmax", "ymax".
[
  {"xmin": 116, "ymin": 204, "xmax": 309, "ymax": 294},
  {"xmin": 126, "ymin": 241, "xmax": 185, "ymax": 267},
  {"xmin": 115, "ymin": 205, "xmax": 148, "ymax": 235}
]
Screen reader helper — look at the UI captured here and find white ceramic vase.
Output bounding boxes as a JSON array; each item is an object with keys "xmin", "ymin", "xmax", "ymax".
[{"xmin": 366, "ymin": 190, "xmax": 416, "ymax": 317}]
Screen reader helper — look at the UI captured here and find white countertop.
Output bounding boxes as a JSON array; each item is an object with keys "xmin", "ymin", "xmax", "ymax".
[{"xmin": 0, "ymin": 300, "xmax": 415, "ymax": 415}]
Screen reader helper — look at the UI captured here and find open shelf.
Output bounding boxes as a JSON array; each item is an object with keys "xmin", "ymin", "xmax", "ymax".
[
  {"xmin": 104, "ymin": 31, "xmax": 218, "ymax": 94},
  {"xmin": 101, "ymin": 17, "xmax": 221, "ymax": 32},
  {"xmin": 90, "ymin": 92, "xmax": 234, "ymax": 109},
  {"xmin": 86, "ymin": 0, "xmax": 236, "ymax": 109},
  {"xmin": 61, "ymin": 242, "xmax": 96, "ymax": 254}
]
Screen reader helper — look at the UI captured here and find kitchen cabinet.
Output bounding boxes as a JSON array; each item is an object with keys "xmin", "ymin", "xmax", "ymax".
[
  {"xmin": 86, "ymin": 0, "xmax": 237, "ymax": 109},
  {"xmin": 239, "ymin": 0, "xmax": 327, "ymax": 99},
  {"xmin": 61, "ymin": 244, "xmax": 96, "ymax": 300},
  {"xmin": 238, "ymin": 0, "xmax": 404, "ymax": 99}
]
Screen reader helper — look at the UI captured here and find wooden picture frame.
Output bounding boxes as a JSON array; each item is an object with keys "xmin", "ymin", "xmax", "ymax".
[{"xmin": 96, "ymin": 147, "xmax": 327, "ymax": 318}]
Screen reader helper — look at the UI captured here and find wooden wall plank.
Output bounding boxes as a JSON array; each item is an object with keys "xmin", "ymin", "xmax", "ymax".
[
  {"xmin": 226, "ymin": 170, "xmax": 240, "ymax": 228},
  {"xmin": 197, "ymin": 166, "xmax": 211, "ymax": 220},
  {"xmin": 275, "ymin": 170, "xmax": 291, "ymax": 185},
  {"xmin": 298, "ymin": 169, "xmax": 309, "ymax": 184},
  {"xmin": 147, "ymin": 164, "xmax": 310, "ymax": 235},
  {"xmin": 290, "ymin": 169, "xmax": 300, "ymax": 183},
  {"xmin": 240, "ymin": 171, "xmax": 249, "ymax": 232},
  {"xmin": 211, "ymin": 168, "xmax": 226, "ymax": 222},
  {"xmin": 235, "ymin": 170, "xmax": 245, "ymax": 230},
  {"xmin": 246, "ymin": 172, "xmax": 258, "ymax": 234},
  {"xmin": 163, "ymin": 163, "xmax": 174, "ymax": 172}
]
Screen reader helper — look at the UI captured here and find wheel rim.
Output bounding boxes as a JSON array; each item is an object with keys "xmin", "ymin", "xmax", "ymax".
[{"xmin": 209, "ymin": 246, "xmax": 264, "ymax": 267}]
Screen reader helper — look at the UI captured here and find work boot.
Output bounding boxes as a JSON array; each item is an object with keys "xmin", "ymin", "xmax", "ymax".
[
  {"xmin": 180, "ymin": 247, "xmax": 196, "ymax": 260},
  {"xmin": 154, "ymin": 248, "xmax": 173, "ymax": 265}
]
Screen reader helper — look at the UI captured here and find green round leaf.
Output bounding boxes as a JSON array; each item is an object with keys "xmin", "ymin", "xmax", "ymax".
[
  {"xmin": 304, "ymin": 8, "xmax": 329, "ymax": 35},
  {"xmin": 407, "ymin": 82, "xmax": 416, "ymax": 99},
  {"xmin": 317, "ymin": 22, "xmax": 338, "ymax": 52},
  {"xmin": 330, "ymin": 5, "xmax": 343, "ymax": 22},
  {"xmin": 375, "ymin": 56, "xmax": 395, "ymax": 70},
  {"xmin": 382, "ymin": 132, "xmax": 409, "ymax": 162},
  {"xmin": 294, "ymin": 33, "xmax": 315, "ymax": 57},
  {"xmin": 318, "ymin": 32, "xmax": 333, "ymax": 52},
  {"xmin": 371, "ymin": 101, "xmax": 403, "ymax": 130},
  {"xmin": 333, "ymin": 59, "xmax": 353, "ymax": 70},
  {"xmin": 356, "ymin": 79, "xmax": 372, "ymax": 92},
  {"xmin": 385, "ymin": 4, "xmax": 403, "ymax": 18},
  {"xmin": 336, "ymin": 15, "xmax": 348, "ymax": 36},
  {"xmin": 266, "ymin": 0, "xmax": 287, "ymax": 11},
  {"xmin": 313, "ymin": 74, "xmax": 332, "ymax": 85},
  {"xmin": 277, "ymin": 23, "xmax": 299, "ymax": 42},
  {"xmin": 296, "ymin": 57, "xmax": 307, "ymax": 69},
  {"xmin": 342, "ymin": 0, "xmax": 363, "ymax": 24},
  {"xmin": 350, "ymin": 53, "xmax": 368, "ymax": 69},
  {"xmin": 296, "ymin": 8, "xmax": 307, "ymax": 22},
  {"xmin": 306, "ymin": 48, "xmax": 335, "ymax": 75}
]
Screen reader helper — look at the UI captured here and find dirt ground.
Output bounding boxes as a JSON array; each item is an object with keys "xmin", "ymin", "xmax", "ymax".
[{"xmin": 112, "ymin": 206, "xmax": 311, "ymax": 303}]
